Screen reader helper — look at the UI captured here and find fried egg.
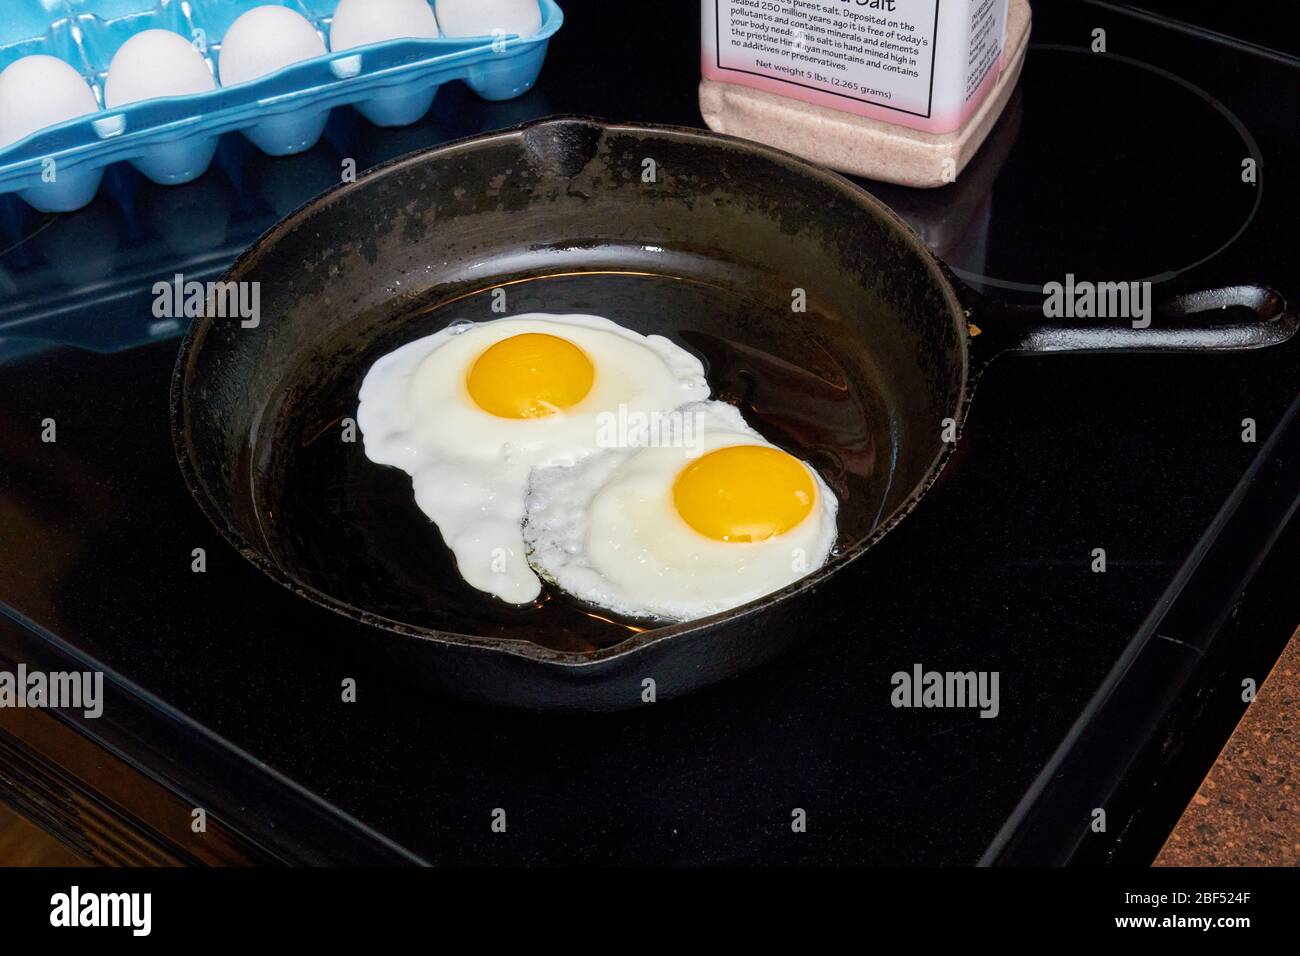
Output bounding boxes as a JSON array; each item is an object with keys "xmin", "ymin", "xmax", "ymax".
[
  {"xmin": 356, "ymin": 314, "xmax": 710, "ymax": 603},
  {"xmin": 523, "ymin": 402, "xmax": 839, "ymax": 621}
]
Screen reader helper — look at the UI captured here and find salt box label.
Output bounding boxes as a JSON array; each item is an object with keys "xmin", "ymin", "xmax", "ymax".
[{"xmin": 703, "ymin": 0, "xmax": 1008, "ymax": 134}]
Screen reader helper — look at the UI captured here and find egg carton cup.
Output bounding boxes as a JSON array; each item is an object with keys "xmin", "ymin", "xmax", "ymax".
[{"xmin": 0, "ymin": 0, "xmax": 563, "ymax": 213}]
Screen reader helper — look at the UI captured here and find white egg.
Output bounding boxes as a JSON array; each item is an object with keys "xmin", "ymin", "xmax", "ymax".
[
  {"xmin": 218, "ymin": 6, "xmax": 327, "ymax": 87},
  {"xmin": 434, "ymin": 0, "xmax": 542, "ymax": 38},
  {"xmin": 524, "ymin": 402, "xmax": 839, "ymax": 622},
  {"xmin": 0, "ymin": 55, "xmax": 99, "ymax": 149},
  {"xmin": 356, "ymin": 314, "xmax": 711, "ymax": 604},
  {"xmin": 104, "ymin": 30, "xmax": 215, "ymax": 107},
  {"xmin": 330, "ymin": 0, "xmax": 440, "ymax": 50}
]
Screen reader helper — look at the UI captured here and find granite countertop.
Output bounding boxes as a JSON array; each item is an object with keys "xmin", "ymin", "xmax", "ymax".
[{"xmin": 1156, "ymin": 628, "xmax": 1300, "ymax": 866}]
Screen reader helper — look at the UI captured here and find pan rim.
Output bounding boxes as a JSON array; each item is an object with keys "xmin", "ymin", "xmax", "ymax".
[{"xmin": 169, "ymin": 114, "xmax": 973, "ymax": 669}]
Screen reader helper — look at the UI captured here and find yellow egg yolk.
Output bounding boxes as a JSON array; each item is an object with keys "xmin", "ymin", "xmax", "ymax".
[
  {"xmin": 672, "ymin": 444, "xmax": 816, "ymax": 543},
  {"xmin": 466, "ymin": 333, "xmax": 595, "ymax": 418}
]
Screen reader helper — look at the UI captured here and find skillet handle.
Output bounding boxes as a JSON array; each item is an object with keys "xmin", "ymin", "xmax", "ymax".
[{"xmin": 965, "ymin": 284, "xmax": 1297, "ymax": 367}]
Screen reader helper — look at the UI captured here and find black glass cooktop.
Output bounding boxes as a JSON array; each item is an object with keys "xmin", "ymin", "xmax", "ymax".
[{"xmin": 0, "ymin": 1, "xmax": 1297, "ymax": 864}]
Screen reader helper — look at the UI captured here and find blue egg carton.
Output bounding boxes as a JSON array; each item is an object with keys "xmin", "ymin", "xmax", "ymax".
[{"xmin": 0, "ymin": 0, "xmax": 563, "ymax": 213}]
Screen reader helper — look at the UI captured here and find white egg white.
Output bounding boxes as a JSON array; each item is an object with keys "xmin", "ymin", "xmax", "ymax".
[
  {"xmin": 0, "ymin": 56, "xmax": 99, "ymax": 149},
  {"xmin": 523, "ymin": 401, "xmax": 839, "ymax": 622},
  {"xmin": 356, "ymin": 313, "xmax": 710, "ymax": 604},
  {"xmin": 104, "ymin": 30, "xmax": 215, "ymax": 108},
  {"xmin": 218, "ymin": 6, "xmax": 326, "ymax": 87},
  {"xmin": 434, "ymin": 0, "xmax": 543, "ymax": 38},
  {"xmin": 330, "ymin": 0, "xmax": 441, "ymax": 51}
]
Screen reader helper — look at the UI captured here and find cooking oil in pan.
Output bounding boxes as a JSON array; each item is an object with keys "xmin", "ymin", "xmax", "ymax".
[{"xmin": 260, "ymin": 271, "xmax": 897, "ymax": 653}]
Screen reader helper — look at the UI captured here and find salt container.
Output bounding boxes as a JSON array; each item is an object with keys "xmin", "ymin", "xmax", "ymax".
[{"xmin": 700, "ymin": 0, "xmax": 1031, "ymax": 187}]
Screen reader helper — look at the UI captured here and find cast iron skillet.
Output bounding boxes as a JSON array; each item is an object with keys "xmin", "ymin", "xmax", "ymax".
[{"xmin": 171, "ymin": 117, "xmax": 1296, "ymax": 711}]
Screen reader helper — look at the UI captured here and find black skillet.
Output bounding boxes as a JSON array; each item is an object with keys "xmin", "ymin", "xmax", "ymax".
[{"xmin": 171, "ymin": 117, "xmax": 1296, "ymax": 711}]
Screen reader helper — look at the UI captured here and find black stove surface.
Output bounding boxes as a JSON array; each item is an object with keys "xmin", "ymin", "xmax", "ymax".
[{"xmin": 1, "ymin": 1, "xmax": 1297, "ymax": 865}]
